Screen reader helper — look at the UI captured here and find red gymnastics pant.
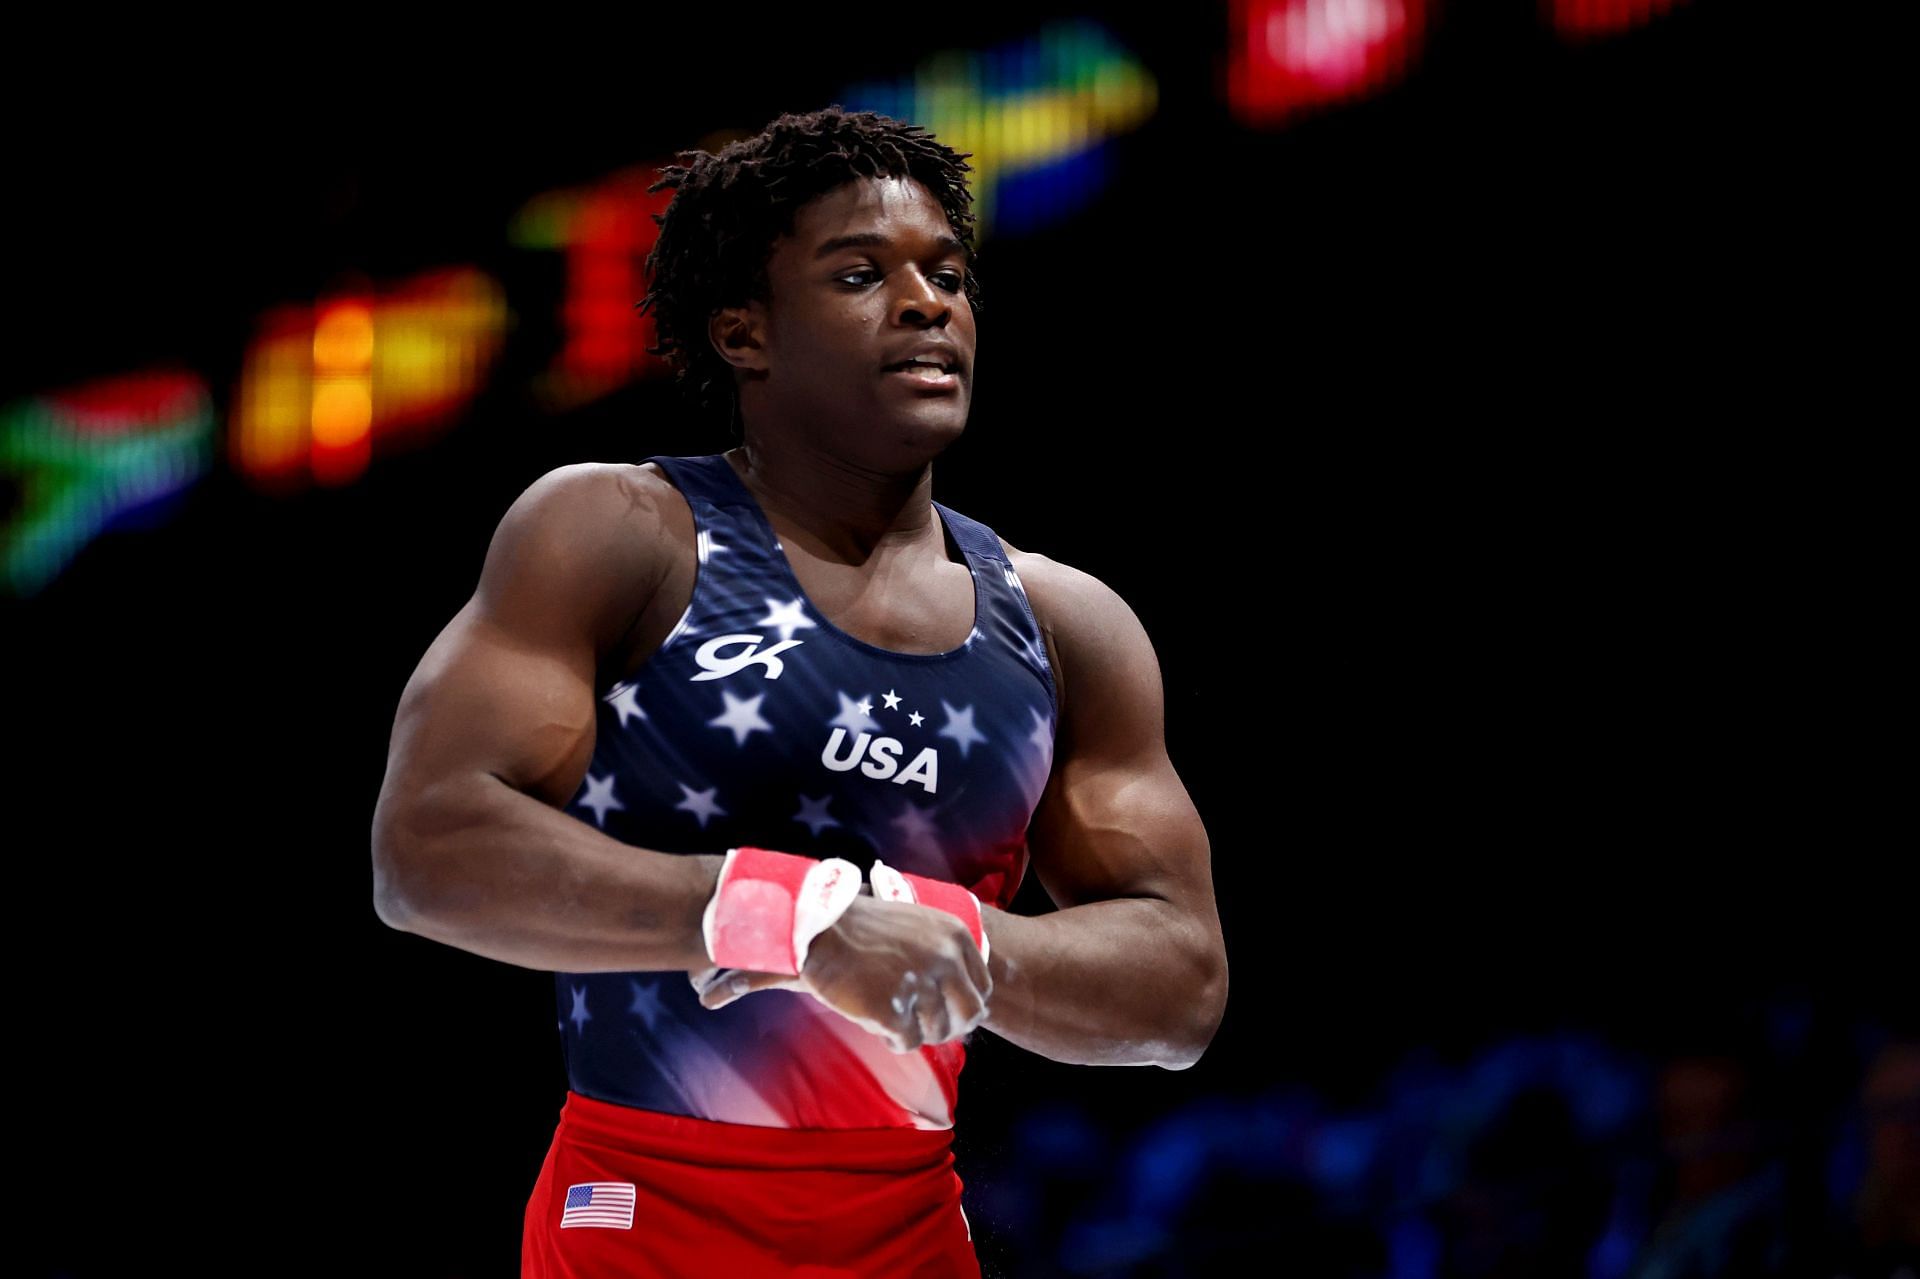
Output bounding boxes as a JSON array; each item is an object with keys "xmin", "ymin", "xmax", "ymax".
[{"xmin": 521, "ymin": 1090, "xmax": 981, "ymax": 1278}]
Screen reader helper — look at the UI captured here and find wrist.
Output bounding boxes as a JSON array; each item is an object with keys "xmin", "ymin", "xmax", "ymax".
[{"xmin": 869, "ymin": 859, "xmax": 990, "ymax": 961}]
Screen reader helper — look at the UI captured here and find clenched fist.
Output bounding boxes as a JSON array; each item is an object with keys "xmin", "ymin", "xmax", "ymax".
[{"xmin": 689, "ymin": 891, "xmax": 993, "ymax": 1054}]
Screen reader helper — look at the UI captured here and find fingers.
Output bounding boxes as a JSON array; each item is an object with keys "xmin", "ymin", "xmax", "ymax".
[
  {"xmin": 887, "ymin": 973, "xmax": 927, "ymax": 1053},
  {"xmin": 884, "ymin": 966, "xmax": 989, "ymax": 1053},
  {"xmin": 918, "ymin": 974, "xmax": 954, "ymax": 1046},
  {"xmin": 696, "ymin": 968, "xmax": 799, "ymax": 1010}
]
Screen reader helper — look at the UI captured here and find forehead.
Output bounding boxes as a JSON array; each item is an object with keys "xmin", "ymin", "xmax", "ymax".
[{"xmin": 773, "ymin": 175, "xmax": 958, "ymax": 265}]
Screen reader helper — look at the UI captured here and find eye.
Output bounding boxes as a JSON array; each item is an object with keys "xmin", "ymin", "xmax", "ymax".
[{"xmin": 834, "ymin": 267, "xmax": 968, "ymax": 291}]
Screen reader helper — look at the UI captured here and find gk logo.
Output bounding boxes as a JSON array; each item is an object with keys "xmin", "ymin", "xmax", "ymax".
[
  {"xmin": 691, "ymin": 634, "xmax": 805, "ymax": 681},
  {"xmin": 821, "ymin": 729, "xmax": 940, "ymax": 795}
]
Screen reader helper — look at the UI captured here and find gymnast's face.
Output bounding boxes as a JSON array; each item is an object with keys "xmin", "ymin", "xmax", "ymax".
[{"xmin": 712, "ymin": 174, "xmax": 976, "ymax": 472}]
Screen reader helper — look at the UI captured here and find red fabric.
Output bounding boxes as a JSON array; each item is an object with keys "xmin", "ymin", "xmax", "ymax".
[
  {"xmin": 522, "ymin": 1090, "xmax": 981, "ymax": 1278},
  {"xmin": 708, "ymin": 845, "xmax": 814, "ymax": 974},
  {"xmin": 899, "ymin": 871, "xmax": 987, "ymax": 955}
]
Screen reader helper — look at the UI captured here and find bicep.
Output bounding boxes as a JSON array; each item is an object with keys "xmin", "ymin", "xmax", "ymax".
[
  {"xmin": 386, "ymin": 598, "xmax": 597, "ymax": 815},
  {"xmin": 1024, "ymin": 570, "xmax": 1213, "ymax": 914},
  {"xmin": 380, "ymin": 465, "xmax": 652, "ymax": 817}
]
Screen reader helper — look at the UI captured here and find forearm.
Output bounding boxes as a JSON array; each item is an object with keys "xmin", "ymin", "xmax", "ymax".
[
  {"xmin": 372, "ymin": 773, "xmax": 721, "ymax": 973},
  {"xmin": 977, "ymin": 898, "xmax": 1225, "ymax": 1070}
]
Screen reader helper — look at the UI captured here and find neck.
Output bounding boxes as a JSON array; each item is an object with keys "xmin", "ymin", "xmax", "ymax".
[{"xmin": 727, "ymin": 434, "xmax": 937, "ymax": 564}]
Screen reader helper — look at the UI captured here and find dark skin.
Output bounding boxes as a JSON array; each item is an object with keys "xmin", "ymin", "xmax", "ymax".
[{"xmin": 371, "ymin": 174, "xmax": 1227, "ymax": 1067}]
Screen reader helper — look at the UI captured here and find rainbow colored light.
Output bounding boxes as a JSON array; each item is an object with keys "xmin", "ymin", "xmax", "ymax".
[
  {"xmin": 1, "ymin": 370, "xmax": 214, "ymax": 598},
  {"xmin": 838, "ymin": 18, "xmax": 1159, "ymax": 239}
]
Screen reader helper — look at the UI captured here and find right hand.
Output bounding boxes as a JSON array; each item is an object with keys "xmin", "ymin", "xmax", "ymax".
[{"xmin": 695, "ymin": 893, "xmax": 993, "ymax": 1054}]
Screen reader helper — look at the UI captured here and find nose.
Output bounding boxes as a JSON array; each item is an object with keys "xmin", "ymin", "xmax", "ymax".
[{"xmin": 892, "ymin": 268, "xmax": 952, "ymax": 328}]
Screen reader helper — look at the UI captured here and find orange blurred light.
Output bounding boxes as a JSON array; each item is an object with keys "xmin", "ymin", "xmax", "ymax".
[
  {"xmin": 313, "ymin": 304, "xmax": 376, "ymax": 370},
  {"xmin": 311, "ymin": 379, "xmax": 373, "ymax": 447}
]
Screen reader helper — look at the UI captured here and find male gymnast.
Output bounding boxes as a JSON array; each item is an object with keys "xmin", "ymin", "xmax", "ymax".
[{"xmin": 371, "ymin": 105, "xmax": 1228, "ymax": 1278}]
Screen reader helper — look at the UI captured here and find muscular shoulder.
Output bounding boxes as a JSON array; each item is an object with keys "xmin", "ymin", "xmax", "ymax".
[
  {"xmin": 997, "ymin": 537, "xmax": 1151, "ymax": 726},
  {"xmin": 481, "ymin": 461, "xmax": 680, "ymax": 655},
  {"xmin": 998, "ymin": 538, "xmax": 1111, "ymax": 626}
]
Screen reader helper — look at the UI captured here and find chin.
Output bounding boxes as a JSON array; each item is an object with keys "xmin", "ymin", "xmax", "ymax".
[{"xmin": 892, "ymin": 413, "xmax": 968, "ymax": 461}]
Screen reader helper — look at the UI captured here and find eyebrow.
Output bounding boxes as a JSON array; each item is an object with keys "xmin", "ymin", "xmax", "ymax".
[{"xmin": 812, "ymin": 231, "xmax": 968, "ymax": 260}]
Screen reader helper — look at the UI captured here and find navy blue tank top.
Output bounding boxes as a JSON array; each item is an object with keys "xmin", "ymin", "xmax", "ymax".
[{"xmin": 553, "ymin": 452, "xmax": 1058, "ymax": 1129}]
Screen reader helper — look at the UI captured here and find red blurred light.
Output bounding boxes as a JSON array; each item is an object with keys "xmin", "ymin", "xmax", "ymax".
[
  {"xmin": 1546, "ymin": 0, "xmax": 1684, "ymax": 40},
  {"xmin": 1227, "ymin": 0, "xmax": 1430, "ymax": 126}
]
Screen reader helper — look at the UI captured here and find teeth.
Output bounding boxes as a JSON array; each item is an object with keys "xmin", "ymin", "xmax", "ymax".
[{"xmin": 899, "ymin": 362, "xmax": 950, "ymax": 378}]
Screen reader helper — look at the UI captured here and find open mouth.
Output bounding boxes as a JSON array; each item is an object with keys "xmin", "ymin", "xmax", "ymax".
[{"xmin": 883, "ymin": 359, "xmax": 960, "ymax": 388}]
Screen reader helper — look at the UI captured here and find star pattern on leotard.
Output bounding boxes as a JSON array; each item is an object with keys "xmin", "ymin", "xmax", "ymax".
[
  {"xmin": 674, "ymin": 782, "xmax": 727, "ymax": 828},
  {"xmin": 936, "ymin": 700, "xmax": 988, "ymax": 758},
  {"xmin": 708, "ymin": 689, "xmax": 774, "ymax": 746},
  {"xmin": 758, "ymin": 597, "xmax": 817, "ymax": 644},
  {"xmin": 888, "ymin": 799, "xmax": 944, "ymax": 862},
  {"xmin": 576, "ymin": 773, "xmax": 624, "ymax": 827},
  {"xmin": 627, "ymin": 978, "xmax": 665, "ymax": 1032},
  {"xmin": 606, "ymin": 681, "xmax": 647, "ymax": 728},
  {"xmin": 1027, "ymin": 705, "xmax": 1053, "ymax": 752},
  {"xmin": 829, "ymin": 690, "xmax": 883, "ymax": 734},
  {"xmin": 794, "ymin": 793, "xmax": 841, "ymax": 836}
]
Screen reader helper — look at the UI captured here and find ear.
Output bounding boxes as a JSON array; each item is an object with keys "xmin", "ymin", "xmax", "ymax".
[{"xmin": 708, "ymin": 300, "xmax": 768, "ymax": 378}]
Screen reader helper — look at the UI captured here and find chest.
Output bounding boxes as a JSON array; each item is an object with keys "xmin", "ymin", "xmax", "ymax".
[{"xmin": 611, "ymin": 523, "xmax": 981, "ymax": 685}]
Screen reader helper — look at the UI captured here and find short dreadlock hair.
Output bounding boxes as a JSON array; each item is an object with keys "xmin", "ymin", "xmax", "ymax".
[{"xmin": 638, "ymin": 105, "xmax": 981, "ymax": 442}]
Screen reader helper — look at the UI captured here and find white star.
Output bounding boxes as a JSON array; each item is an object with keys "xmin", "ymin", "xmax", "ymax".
[
  {"xmin": 605, "ymin": 681, "xmax": 647, "ymax": 728},
  {"xmin": 793, "ymin": 794, "xmax": 840, "ymax": 836},
  {"xmin": 1027, "ymin": 705, "xmax": 1053, "ymax": 752},
  {"xmin": 696, "ymin": 529, "xmax": 730, "ymax": 564},
  {"xmin": 708, "ymin": 689, "xmax": 774, "ymax": 746},
  {"xmin": 758, "ymin": 596, "xmax": 817, "ymax": 643},
  {"xmin": 628, "ymin": 978, "xmax": 665, "ymax": 1032},
  {"xmin": 936, "ymin": 700, "xmax": 988, "ymax": 758},
  {"xmin": 568, "ymin": 984, "xmax": 592, "ymax": 1034},
  {"xmin": 576, "ymin": 772, "xmax": 625, "ymax": 827},
  {"xmin": 829, "ymin": 690, "xmax": 883, "ymax": 733},
  {"xmin": 908, "ymin": 710, "xmax": 925, "ymax": 727},
  {"xmin": 882, "ymin": 689, "xmax": 902, "ymax": 711},
  {"xmin": 856, "ymin": 697, "xmax": 874, "ymax": 717},
  {"xmin": 674, "ymin": 782, "xmax": 727, "ymax": 829}
]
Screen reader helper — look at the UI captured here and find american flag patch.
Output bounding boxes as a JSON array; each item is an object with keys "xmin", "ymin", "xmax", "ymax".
[{"xmin": 560, "ymin": 1181, "xmax": 636, "ymax": 1229}]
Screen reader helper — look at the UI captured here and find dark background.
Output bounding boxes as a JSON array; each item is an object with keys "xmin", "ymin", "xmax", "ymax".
[{"xmin": 9, "ymin": 4, "xmax": 1904, "ymax": 1276}]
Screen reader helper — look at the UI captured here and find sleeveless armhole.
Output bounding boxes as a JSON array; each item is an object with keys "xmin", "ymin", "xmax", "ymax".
[{"xmin": 934, "ymin": 502, "xmax": 1061, "ymax": 725}]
